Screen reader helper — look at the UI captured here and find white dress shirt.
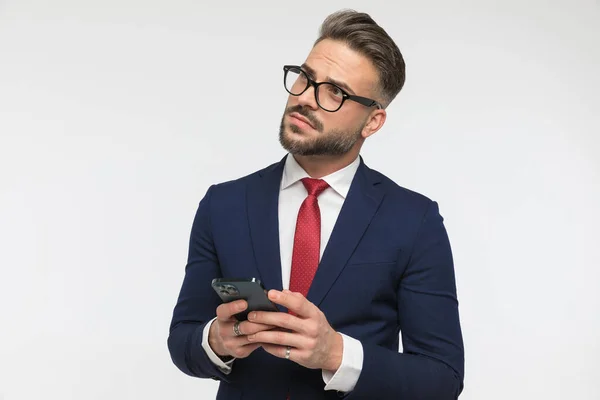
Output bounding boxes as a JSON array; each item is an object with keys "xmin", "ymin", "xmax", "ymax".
[{"xmin": 201, "ymin": 153, "xmax": 364, "ymax": 393}]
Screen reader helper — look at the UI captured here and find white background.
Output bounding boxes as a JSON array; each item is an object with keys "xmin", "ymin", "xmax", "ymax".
[{"xmin": 1, "ymin": 1, "xmax": 599, "ymax": 399}]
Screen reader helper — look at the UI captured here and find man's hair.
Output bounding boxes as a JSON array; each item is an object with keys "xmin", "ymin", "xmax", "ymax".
[{"xmin": 314, "ymin": 9, "xmax": 406, "ymax": 108}]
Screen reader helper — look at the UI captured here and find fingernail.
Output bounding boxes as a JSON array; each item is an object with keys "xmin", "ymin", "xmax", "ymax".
[
  {"xmin": 248, "ymin": 312, "xmax": 256, "ymax": 320},
  {"xmin": 247, "ymin": 334, "xmax": 255, "ymax": 341},
  {"xmin": 238, "ymin": 302, "xmax": 246, "ymax": 311},
  {"xmin": 270, "ymin": 291, "xmax": 279, "ymax": 300}
]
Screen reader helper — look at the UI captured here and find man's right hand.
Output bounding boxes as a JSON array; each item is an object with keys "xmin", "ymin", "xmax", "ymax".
[{"xmin": 208, "ymin": 299, "xmax": 275, "ymax": 359}]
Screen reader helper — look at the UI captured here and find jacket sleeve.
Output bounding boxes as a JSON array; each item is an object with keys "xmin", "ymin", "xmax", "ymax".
[
  {"xmin": 167, "ymin": 184, "xmax": 232, "ymax": 381},
  {"xmin": 345, "ymin": 200, "xmax": 465, "ymax": 399}
]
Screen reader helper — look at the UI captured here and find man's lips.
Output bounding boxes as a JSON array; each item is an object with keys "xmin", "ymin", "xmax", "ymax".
[{"xmin": 289, "ymin": 112, "xmax": 315, "ymax": 130}]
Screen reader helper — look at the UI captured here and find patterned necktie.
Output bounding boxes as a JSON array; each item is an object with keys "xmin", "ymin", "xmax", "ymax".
[
  {"xmin": 289, "ymin": 177, "xmax": 330, "ymax": 297},
  {"xmin": 286, "ymin": 178, "xmax": 329, "ymax": 400}
]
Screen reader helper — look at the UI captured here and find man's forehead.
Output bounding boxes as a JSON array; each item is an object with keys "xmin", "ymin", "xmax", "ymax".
[{"xmin": 302, "ymin": 39, "xmax": 378, "ymax": 93}]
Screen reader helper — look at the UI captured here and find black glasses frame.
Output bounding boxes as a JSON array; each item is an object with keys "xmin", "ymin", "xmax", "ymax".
[{"xmin": 283, "ymin": 65, "xmax": 383, "ymax": 112}]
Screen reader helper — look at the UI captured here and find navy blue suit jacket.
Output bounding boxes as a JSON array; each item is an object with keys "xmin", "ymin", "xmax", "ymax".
[{"xmin": 168, "ymin": 155, "xmax": 464, "ymax": 399}]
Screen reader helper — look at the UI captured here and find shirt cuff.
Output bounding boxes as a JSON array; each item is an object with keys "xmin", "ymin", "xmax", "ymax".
[
  {"xmin": 322, "ymin": 333, "xmax": 363, "ymax": 393},
  {"xmin": 201, "ymin": 317, "xmax": 235, "ymax": 374}
]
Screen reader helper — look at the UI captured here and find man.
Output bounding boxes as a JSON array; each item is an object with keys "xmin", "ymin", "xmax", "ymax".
[{"xmin": 168, "ymin": 9, "xmax": 464, "ymax": 400}]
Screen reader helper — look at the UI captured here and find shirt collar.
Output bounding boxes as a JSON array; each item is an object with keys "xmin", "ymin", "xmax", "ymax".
[{"xmin": 280, "ymin": 153, "xmax": 360, "ymax": 199}]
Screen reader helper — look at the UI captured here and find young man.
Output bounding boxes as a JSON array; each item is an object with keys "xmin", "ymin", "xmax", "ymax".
[{"xmin": 168, "ymin": 9, "xmax": 464, "ymax": 400}]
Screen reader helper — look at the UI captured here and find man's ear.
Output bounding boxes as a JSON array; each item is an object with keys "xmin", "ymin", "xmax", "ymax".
[{"xmin": 361, "ymin": 109, "xmax": 387, "ymax": 139}]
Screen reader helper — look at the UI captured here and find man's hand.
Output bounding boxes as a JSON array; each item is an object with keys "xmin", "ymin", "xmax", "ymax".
[
  {"xmin": 208, "ymin": 299, "xmax": 275, "ymax": 359},
  {"xmin": 246, "ymin": 290, "xmax": 343, "ymax": 372}
]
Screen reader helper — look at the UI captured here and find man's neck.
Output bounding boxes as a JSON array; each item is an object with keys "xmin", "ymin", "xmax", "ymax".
[{"xmin": 292, "ymin": 152, "xmax": 359, "ymax": 179}]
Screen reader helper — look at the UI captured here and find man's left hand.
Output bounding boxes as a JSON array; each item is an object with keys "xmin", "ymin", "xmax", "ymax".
[{"xmin": 246, "ymin": 289, "xmax": 343, "ymax": 372}]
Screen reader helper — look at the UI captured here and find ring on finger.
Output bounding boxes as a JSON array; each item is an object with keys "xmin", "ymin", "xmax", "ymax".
[
  {"xmin": 285, "ymin": 346, "xmax": 291, "ymax": 360},
  {"xmin": 233, "ymin": 320, "xmax": 243, "ymax": 337}
]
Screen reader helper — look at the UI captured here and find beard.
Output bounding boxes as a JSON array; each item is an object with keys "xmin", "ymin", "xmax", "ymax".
[{"xmin": 278, "ymin": 105, "xmax": 364, "ymax": 156}]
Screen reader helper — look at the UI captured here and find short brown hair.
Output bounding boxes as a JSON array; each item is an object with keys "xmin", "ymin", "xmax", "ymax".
[{"xmin": 314, "ymin": 9, "xmax": 406, "ymax": 108}]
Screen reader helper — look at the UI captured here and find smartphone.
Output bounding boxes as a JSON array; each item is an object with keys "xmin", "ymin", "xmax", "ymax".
[{"xmin": 211, "ymin": 277, "xmax": 279, "ymax": 320}]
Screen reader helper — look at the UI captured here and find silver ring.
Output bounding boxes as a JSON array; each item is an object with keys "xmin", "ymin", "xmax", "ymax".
[
  {"xmin": 233, "ymin": 320, "xmax": 242, "ymax": 337},
  {"xmin": 285, "ymin": 346, "xmax": 291, "ymax": 360}
]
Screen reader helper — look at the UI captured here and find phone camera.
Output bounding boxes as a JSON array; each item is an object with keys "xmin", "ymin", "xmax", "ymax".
[{"xmin": 218, "ymin": 284, "xmax": 239, "ymax": 296}]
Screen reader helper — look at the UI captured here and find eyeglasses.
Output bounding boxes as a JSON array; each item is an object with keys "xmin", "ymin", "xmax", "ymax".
[{"xmin": 283, "ymin": 65, "xmax": 382, "ymax": 112}]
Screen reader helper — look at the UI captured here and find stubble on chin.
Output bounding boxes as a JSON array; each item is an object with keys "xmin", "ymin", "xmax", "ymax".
[{"xmin": 279, "ymin": 120, "xmax": 311, "ymax": 155}]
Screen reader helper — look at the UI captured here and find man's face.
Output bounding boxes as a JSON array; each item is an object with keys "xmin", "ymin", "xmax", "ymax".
[{"xmin": 279, "ymin": 39, "xmax": 381, "ymax": 156}]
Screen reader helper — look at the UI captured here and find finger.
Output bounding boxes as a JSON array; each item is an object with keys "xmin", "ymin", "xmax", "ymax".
[
  {"xmin": 261, "ymin": 344, "xmax": 306, "ymax": 363},
  {"xmin": 268, "ymin": 290, "xmax": 315, "ymax": 318},
  {"xmin": 216, "ymin": 300, "xmax": 247, "ymax": 321},
  {"xmin": 237, "ymin": 321, "xmax": 278, "ymax": 336},
  {"xmin": 247, "ymin": 329, "xmax": 309, "ymax": 349},
  {"xmin": 248, "ymin": 309, "xmax": 303, "ymax": 332},
  {"xmin": 223, "ymin": 330, "xmax": 264, "ymax": 348}
]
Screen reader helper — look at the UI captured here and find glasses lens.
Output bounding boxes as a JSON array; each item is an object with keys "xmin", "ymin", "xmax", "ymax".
[
  {"xmin": 316, "ymin": 83, "xmax": 344, "ymax": 111},
  {"xmin": 285, "ymin": 67, "xmax": 307, "ymax": 95}
]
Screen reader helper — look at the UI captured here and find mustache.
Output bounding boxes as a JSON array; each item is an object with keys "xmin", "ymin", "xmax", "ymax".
[{"xmin": 286, "ymin": 105, "xmax": 323, "ymax": 132}]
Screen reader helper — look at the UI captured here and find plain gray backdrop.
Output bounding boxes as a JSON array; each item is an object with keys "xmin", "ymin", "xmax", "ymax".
[{"xmin": 0, "ymin": 0, "xmax": 599, "ymax": 399}]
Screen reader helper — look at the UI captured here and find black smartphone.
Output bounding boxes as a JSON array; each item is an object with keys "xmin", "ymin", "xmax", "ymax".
[{"xmin": 211, "ymin": 278, "xmax": 279, "ymax": 321}]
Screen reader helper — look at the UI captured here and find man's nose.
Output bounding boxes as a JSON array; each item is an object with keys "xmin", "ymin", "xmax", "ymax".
[{"xmin": 296, "ymin": 84, "xmax": 319, "ymax": 111}]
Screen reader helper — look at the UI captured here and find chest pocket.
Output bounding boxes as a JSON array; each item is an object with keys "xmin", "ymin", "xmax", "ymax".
[{"xmin": 346, "ymin": 244, "xmax": 401, "ymax": 266}]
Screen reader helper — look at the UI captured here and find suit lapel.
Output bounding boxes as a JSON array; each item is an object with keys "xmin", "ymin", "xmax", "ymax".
[
  {"xmin": 307, "ymin": 158, "xmax": 385, "ymax": 307},
  {"xmin": 247, "ymin": 156, "xmax": 286, "ymax": 293}
]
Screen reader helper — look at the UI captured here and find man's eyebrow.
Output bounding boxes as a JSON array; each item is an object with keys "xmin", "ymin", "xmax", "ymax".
[
  {"xmin": 300, "ymin": 63, "xmax": 316, "ymax": 77},
  {"xmin": 301, "ymin": 63, "xmax": 356, "ymax": 95}
]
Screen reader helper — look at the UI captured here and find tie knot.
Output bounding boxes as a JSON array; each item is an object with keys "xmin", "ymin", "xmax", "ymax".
[{"xmin": 301, "ymin": 178, "xmax": 329, "ymax": 197}]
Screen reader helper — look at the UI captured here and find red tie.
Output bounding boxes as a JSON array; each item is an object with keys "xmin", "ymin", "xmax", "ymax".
[
  {"xmin": 289, "ymin": 178, "xmax": 330, "ymax": 297},
  {"xmin": 287, "ymin": 178, "xmax": 329, "ymax": 399}
]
